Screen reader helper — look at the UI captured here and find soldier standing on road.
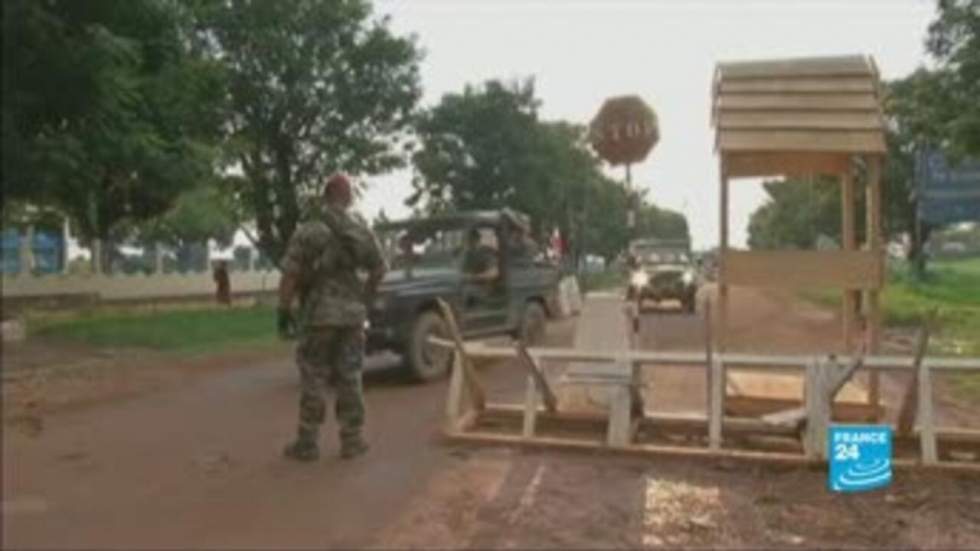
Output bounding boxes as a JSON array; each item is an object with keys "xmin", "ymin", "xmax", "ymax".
[{"xmin": 276, "ymin": 173, "xmax": 387, "ymax": 461}]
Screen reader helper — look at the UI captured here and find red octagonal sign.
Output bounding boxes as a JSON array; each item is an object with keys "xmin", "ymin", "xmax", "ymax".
[{"xmin": 589, "ymin": 95, "xmax": 659, "ymax": 166}]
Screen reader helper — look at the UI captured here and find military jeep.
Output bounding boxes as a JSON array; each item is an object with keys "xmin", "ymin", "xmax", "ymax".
[
  {"xmin": 625, "ymin": 238, "xmax": 699, "ymax": 313},
  {"xmin": 367, "ymin": 210, "xmax": 560, "ymax": 382}
]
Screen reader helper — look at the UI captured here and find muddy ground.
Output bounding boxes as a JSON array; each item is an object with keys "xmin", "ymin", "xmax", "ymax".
[{"xmin": 3, "ymin": 286, "xmax": 978, "ymax": 549}]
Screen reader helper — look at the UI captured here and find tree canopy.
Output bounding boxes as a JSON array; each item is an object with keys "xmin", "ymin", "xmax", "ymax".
[
  {"xmin": 3, "ymin": 0, "xmax": 223, "ymax": 270},
  {"xmin": 192, "ymin": 0, "xmax": 423, "ymax": 263},
  {"xmin": 747, "ymin": 1, "xmax": 979, "ymax": 257},
  {"xmin": 410, "ymin": 78, "xmax": 688, "ymax": 262},
  {"xmin": 925, "ymin": 0, "xmax": 980, "ymax": 156}
]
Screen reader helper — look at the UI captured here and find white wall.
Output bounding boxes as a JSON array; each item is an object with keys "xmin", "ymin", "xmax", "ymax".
[{"xmin": 2, "ymin": 269, "xmax": 280, "ymax": 301}]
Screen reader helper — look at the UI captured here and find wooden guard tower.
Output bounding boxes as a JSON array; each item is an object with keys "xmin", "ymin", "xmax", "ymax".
[{"xmin": 712, "ymin": 55, "xmax": 887, "ymax": 407}]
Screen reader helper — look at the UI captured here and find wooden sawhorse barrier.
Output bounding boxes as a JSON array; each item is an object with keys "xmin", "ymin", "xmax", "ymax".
[{"xmin": 434, "ymin": 316, "xmax": 980, "ymax": 472}]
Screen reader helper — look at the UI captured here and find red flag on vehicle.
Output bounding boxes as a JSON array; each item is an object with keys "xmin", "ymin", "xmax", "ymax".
[{"xmin": 550, "ymin": 228, "xmax": 564, "ymax": 259}]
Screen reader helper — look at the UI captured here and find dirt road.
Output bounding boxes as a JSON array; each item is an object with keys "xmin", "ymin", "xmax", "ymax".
[{"xmin": 3, "ymin": 287, "xmax": 978, "ymax": 549}]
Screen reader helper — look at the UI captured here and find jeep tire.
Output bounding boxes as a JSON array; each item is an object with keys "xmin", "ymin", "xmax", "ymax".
[
  {"xmin": 517, "ymin": 301, "xmax": 547, "ymax": 345},
  {"xmin": 406, "ymin": 310, "xmax": 452, "ymax": 382}
]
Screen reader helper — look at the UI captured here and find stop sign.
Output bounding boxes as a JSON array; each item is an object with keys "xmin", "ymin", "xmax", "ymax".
[{"xmin": 589, "ymin": 95, "xmax": 659, "ymax": 166}]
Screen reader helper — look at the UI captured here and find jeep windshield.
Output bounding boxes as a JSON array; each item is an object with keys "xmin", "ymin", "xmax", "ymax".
[
  {"xmin": 378, "ymin": 225, "xmax": 467, "ymax": 272},
  {"xmin": 633, "ymin": 246, "xmax": 690, "ymax": 265}
]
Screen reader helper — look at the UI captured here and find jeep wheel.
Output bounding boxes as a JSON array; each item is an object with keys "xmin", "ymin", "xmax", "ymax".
[
  {"xmin": 406, "ymin": 311, "xmax": 453, "ymax": 382},
  {"xmin": 683, "ymin": 296, "xmax": 696, "ymax": 314},
  {"xmin": 518, "ymin": 301, "xmax": 548, "ymax": 345}
]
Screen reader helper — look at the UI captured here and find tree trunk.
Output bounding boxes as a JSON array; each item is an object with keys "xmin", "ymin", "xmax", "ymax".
[
  {"xmin": 908, "ymin": 209, "xmax": 932, "ymax": 279},
  {"xmin": 91, "ymin": 239, "xmax": 103, "ymax": 275}
]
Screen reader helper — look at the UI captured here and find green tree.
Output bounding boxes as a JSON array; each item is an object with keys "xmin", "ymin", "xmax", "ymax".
[
  {"xmin": 193, "ymin": 0, "xmax": 423, "ymax": 263},
  {"xmin": 409, "ymin": 79, "xmax": 541, "ymax": 213},
  {"xmin": 926, "ymin": 0, "xmax": 980, "ymax": 156},
  {"xmin": 137, "ymin": 184, "xmax": 239, "ymax": 251},
  {"xmin": 410, "ymin": 78, "xmax": 689, "ymax": 264},
  {"xmin": 3, "ymin": 0, "xmax": 223, "ymax": 271},
  {"xmin": 747, "ymin": 178, "xmax": 843, "ymax": 250}
]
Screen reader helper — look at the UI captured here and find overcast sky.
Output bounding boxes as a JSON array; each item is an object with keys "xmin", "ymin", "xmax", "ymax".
[{"xmin": 359, "ymin": 0, "xmax": 938, "ymax": 250}]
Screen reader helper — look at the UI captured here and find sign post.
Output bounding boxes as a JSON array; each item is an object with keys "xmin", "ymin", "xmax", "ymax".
[
  {"xmin": 589, "ymin": 96, "xmax": 659, "ymax": 236},
  {"xmin": 915, "ymin": 149, "xmax": 980, "ymax": 226}
]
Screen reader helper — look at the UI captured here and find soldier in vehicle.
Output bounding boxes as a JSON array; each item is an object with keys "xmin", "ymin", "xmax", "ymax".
[
  {"xmin": 462, "ymin": 227, "xmax": 499, "ymax": 282},
  {"xmin": 393, "ymin": 232, "xmax": 419, "ymax": 270},
  {"xmin": 276, "ymin": 173, "xmax": 387, "ymax": 461},
  {"xmin": 507, "ymin": 221, "xmax": 538, "ymax": 262}
]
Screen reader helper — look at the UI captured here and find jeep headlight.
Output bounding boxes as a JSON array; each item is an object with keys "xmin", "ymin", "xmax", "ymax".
[
  {"xmin": 630, "ymin": 271, "xmax": 649, "ymax": 288},
  {"xmin": 682, "ymin": 270, "xmax": 695, "ymax": 285}
]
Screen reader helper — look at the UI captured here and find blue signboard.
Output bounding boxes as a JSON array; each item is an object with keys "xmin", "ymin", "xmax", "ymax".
[
  {"xmin": 828, "ymin": 425, "xmax": 893, "ymax": 493},
  {"xmin": 915, "ymin": 149, "xmax": 980, "ymax": 225},
  {"xmin": 0, "ymin": 228, "xmax": 65, "ymax": 275}
]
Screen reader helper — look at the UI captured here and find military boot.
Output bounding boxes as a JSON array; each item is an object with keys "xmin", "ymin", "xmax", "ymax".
[
  {"xmin": 340, "ymin": 437, "xmax": 369, "ymax": 460},
  {"xmin": 283, "ymin": 427, "xmax": 320, "ymax": 462}
]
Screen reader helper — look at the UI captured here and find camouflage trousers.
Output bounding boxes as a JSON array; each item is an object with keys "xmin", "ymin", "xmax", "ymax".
[{"xmin": 295, "ymin": 326, "xmax": 365, "ymax": 445}]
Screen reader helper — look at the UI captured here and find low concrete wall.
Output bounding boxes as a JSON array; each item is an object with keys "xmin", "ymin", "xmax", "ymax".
[{"xmin": 1, "ymin": 270, "xmax": 281, "ymax": 303}]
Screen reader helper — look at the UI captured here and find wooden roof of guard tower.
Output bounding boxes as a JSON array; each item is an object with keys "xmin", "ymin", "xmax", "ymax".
[
  {"xmin": 711, "ymin": 55, "xmax": 888, "ymax": 417},
  {"xmin": 712, "ymin": 54, "xmax": 886, "ymax": 177}
]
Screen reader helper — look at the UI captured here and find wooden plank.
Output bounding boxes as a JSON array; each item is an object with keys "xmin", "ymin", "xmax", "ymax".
[
  {"xmin": 445, "ymin": 351, "xmax": 468, "ymax": 434},
  {"xmin": 932, "ymin": 427, "xmax": 980, "ymax": 445},
  {"xmin": 760, "ymin": 407, "xmax": 806, "ymax": 428},
  {"xmin": 866, "ymin": 155, "xmax": 884, "ymax": 410},
  {"xmin": 718, "ymin": 111, "xmax": 882, "ymax": 131},
  {"xmin": 454, "ymin": 431, "xmax": 980, "ymax": 473},
  {"xmin": 715, "ymin": 93, "xmax": 879, "ymax": 112},
  {"xmin": 704, "ymin": 298, "xmax": 714, "ymax": 423},
  {"xmin": 607, "ymin": 383, "xmax": 632, "ymax": 447},
  {"xmin": 481, "ymin": 404, "xmax": 980, "ymax": 446},
  {"xmin": 455, "ymin": 409, "xmax": 480, "ymax": 433},
  {"xmin": 716, "ymin": 55, "xmax": 873, "ymax": 79},
  {"xmin": 624, "ymin": 307, "xmax": 645, "ymax": 417},
  {"xmin": 723, "ymin": 250, "xmax": 882, "ymax": 290},
  {"xmin": 918, "ymin": 353, "xmax": 939, "ymax": 464},
  {"xmin": 718, "ymin": 129, "xmax": 887, "ymax": 154},
  {"xmin": 516, "ymin": 343, "xmax": 558, "ymax": 413},
  {"xmin": 803, "ymin": 360, "xmax": 832, "ymax": 459},
  {"xmin": 719, "ymin": 168, "xmax": 729, "ymax": 351},
  {"xmin": 719, "ymin": 77, "xmax": 876, "ymax": 94},
  {"xmin": 727, "ymin": 367, "xmax": 866, "ymax": 403},
  {"xmin": 898, "ymin": 322, "xmax": 931, "ymax": 436},
  {"xmin": 841, "ymin": 170, "xmax": 857, "ymax": 352},
  {"xmin": 827, "ymin": 355, "xmax": 864, "ymax": 399},
  {"xmin": 724, "ymin": 152, "xmax": 849, "ymax": 178},
  {"xmin": 725, "ymin": 395, "xmax": 880, "ymax": 422},
  {"xmin": 429, "ymin": 337, "xmax": 980, "ymax": 373},
  {"xmin": 456, "ymin": 429, "xmax": 813, "ymax": 462},
  {"xmin": 522, "ymin": 374, "xmax": 539, "ymax": 438},
  {"xmin": 709, "ymin": 358, "xmax": 724, "ymax": 450},
  {"xmin": 436, "ymin": 298, "xmax": 486, "ymax": 411}
]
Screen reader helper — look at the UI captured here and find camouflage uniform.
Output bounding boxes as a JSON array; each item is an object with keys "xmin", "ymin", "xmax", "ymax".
[{"xmin": 281, "ymin": 205, "xmax": 386, "ymax": 456}]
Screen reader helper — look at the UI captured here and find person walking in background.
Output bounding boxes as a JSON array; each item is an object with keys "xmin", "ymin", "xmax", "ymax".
[{"xmin": 213, "ymin": 260, "xmax": 231, "ymax": 306}]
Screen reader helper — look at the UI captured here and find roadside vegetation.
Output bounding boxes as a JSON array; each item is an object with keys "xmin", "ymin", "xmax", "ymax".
[
  {"xmin": 801, "ymin": 257, "xmax": 980, "ymax": 401},
  {"xmin": 29, "ymin": 304, "xmax": 282, "ymax": 355}
]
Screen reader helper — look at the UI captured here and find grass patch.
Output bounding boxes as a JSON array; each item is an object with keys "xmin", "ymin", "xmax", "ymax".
[
  {"xmin": 800, "ymin": 258, "xmax": 980, "ymax": 333},
  {"xmin": 798, "ymin": 257, "xmax": 980, "ymax": 401},
  {"xmin": 31, "ymin": 305, "xmax": 282, "ymax": 355}
]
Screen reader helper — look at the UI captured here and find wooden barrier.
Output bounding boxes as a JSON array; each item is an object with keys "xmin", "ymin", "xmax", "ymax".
[{"xmin": 434, "ymin": 335, "xmax": 980, "ymax": 471}]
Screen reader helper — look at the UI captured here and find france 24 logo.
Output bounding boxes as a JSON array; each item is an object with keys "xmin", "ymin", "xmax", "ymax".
[{"xmin": 828, "ymin": 425, "xmax": 893, "ymax": 493}]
